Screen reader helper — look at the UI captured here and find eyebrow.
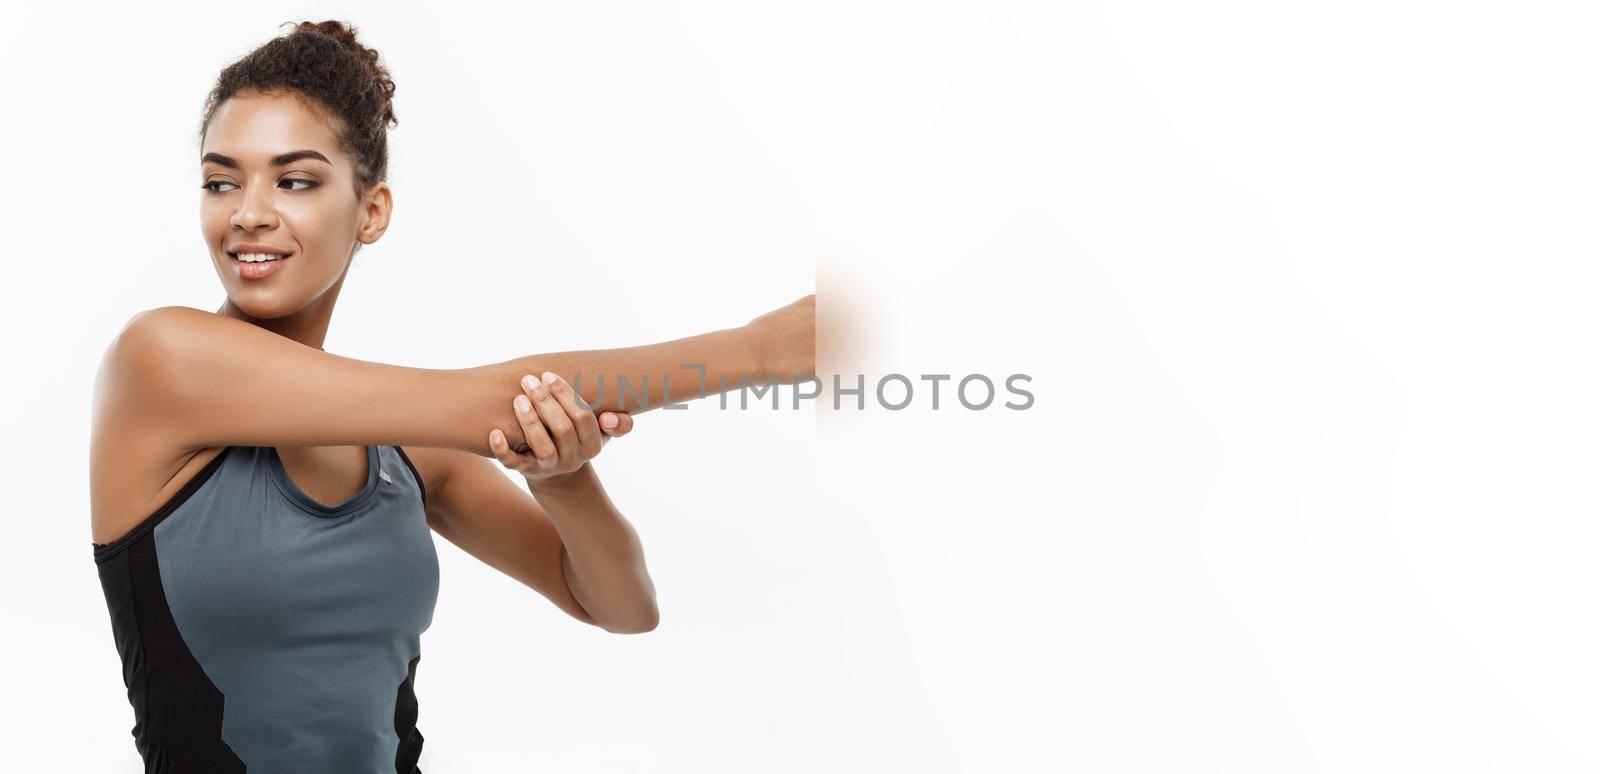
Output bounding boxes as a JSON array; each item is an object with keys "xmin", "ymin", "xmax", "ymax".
[{"xmin": 201, "ymin": 149, "xmax": 332, "ymax": 168}]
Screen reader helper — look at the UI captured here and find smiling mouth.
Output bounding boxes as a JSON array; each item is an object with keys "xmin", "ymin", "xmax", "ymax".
[
  {"xmin": 228, "ymin": 251, "xmax": 294, "ymax": 279},
  {"xmin": 228, "ymin": 251, "xmax": 294, "ymax": 263}
]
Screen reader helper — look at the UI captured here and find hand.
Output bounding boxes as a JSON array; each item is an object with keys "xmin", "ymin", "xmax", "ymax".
[
  {"xmin": 746, "ymin": 293, "xmax": 816, "ymax": 384},
  {"xmin": 488, "ymin": 371, "xmax": 633, "ymax": 484}
]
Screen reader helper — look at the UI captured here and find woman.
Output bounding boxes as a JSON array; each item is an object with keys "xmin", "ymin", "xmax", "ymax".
[{"xmin": 89, "ymin": 20, "xmax": 816, "ymax": 772}]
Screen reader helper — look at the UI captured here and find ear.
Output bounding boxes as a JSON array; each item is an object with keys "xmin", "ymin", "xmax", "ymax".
[{"xmin": 356, "ymin": 182, "xmax": 393, "ymax": 246}]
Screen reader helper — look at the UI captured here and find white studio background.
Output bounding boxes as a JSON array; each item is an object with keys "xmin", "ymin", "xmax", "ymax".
[{"xmin": 2, "ymin": 1, "xmax": 1598, "ymax": 772}]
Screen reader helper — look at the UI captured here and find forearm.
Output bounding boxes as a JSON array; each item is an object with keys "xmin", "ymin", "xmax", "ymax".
[
  {"xmin": 463, "ymin": 324, "xmax": 767, "ymax": 450},
  {"xmin": 515, "ymin": 324, "xmax": 769, "ymax": 413},
  {"xmin": 530, "ymin": 463, "xmax": 658, "ymax": 634}
]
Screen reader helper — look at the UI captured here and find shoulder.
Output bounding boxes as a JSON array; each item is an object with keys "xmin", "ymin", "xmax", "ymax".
[
  {"xmin": 121, "ymin": 304, "xmax": 211, "ymax": 330},
  {"xmin": 114, "ymin": 305, "xmax": 213, "ymax": 348},
  {"xmin": 105, "ymin": 305, "xmax": 215, "ymax": 370},
  {"xmin": 90, "ymin": 308, "xmax": 220, "ymax": 540},
  {"xmin": 97, "ymin": 306, "xmax": 209, "ymax": 405},
  {"xmin": 394, "ymin": 445, "xmax": 480, "ymax": 505},
  {"xmin": 98, "ymin": 306, "xmax": 198, "ymax": 393},
  {"xmin": 94, "ymin": 306, "xmax": 245, "ymax": 454}
]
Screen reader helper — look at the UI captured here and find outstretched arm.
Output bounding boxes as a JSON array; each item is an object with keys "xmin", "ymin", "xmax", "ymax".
[
  {"xmin": 494, "ymin": 293, "xmax": 816, "ymax": 419},
  {"xmin": 96, "ymin": 295, "xmax": 813, "ymax": 459}
]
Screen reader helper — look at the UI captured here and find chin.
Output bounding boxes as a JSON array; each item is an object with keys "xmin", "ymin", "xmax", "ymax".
[{"xmin": 225, "ymin": 292, "xmax": 302, "ymax": 321}]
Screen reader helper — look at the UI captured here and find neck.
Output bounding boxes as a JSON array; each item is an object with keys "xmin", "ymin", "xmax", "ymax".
[{"xmin": 215, "ymin": 270, "xmax": 349, "ymax": 352}]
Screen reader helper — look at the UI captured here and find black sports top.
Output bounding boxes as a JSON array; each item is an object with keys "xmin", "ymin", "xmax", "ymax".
[{"xmin": 91, "ymin": 444, "xmax": 440, "ymax": 772}]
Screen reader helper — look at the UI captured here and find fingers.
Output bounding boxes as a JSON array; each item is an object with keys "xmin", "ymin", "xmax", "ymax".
[
  {"xmin": 537, "ymin": 372, "xmax": 602, "ymax": 459},
  {"xmin": 487, "ymin": 428, "xmax": 533, "ymax": 475},
  {"xmin": 599, "ymin": 411, "xmax": 632, "ymax": 438},
  {"xmin": 495, "ymin": 372, "xmax": 630, "ymax": 479},
  {"xmin": 514, "ymin": 378, "xmax": 559, "ymax": 469},
  {"xmin": 503, "ymin": 372, "xmax": 629, "ymax": 478},
  {"xmin": 522, "ymin": 373, "xmax": 573, "ymax": 468},
  {"xmin": 522, "ymin": 372, "xmax": 591, "ymax": 470}
]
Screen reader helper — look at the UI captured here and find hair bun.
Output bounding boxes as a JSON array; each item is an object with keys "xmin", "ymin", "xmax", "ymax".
[{"xmin": 288, "ymin": 20, "xmax": 396, "ymax": 127}]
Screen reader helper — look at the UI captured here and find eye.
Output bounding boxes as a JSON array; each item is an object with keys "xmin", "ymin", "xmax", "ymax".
[{"xmin": 199, "ymin": 179, "xmax": 318, "ymax": 193}]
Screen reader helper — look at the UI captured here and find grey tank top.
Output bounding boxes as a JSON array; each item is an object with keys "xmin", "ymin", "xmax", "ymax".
[{"xmin": 92, "ymin": 444, "xmax": 441, "ymax": 772}]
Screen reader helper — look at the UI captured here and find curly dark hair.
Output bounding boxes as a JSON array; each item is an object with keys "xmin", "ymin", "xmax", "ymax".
[{"xmin": 198, "ymin": 20, "xmax": 397, "ymax": 197}]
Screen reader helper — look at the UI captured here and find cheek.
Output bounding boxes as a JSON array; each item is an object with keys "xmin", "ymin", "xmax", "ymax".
[
  {"xmin": 280, "ymin": 199, "xmax": 359, "ymax": 250},
  {"xmin": 199, "ymin": 201, "xmax": 229, "ymax": 244}
]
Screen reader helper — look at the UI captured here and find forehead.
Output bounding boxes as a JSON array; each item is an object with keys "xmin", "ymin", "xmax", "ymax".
[{"xmin": 201, "ymin": 91, "xmax": 343, "ymax": 161}]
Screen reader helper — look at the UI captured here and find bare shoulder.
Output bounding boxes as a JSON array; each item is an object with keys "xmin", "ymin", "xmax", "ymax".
[
  {"xmin": 98, "ymin": 305, "xmax": 212, "ymax": 398},
  {"xmin": 89, "ymin": 306, "xmax": 220, "ymax": 547},
  {"xmin": 92, "ymin": 305, "xmax": 213, "ymax": 448},
  {"xmin": 394, "ymin": 444, "xmax": 480, "ymax": 505},
  {"xmin": 111, "ymin": 304, "xmax": 220, "ymax": 359},
  {"xmin": 116, "ymin": 304, "xmax": 214, "ymax": 341}
]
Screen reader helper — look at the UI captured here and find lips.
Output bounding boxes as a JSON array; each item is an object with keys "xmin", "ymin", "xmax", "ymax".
[
  {"xmin": 229, "ymin": 251, "xmax": 292, "ymax": 279},
  {"xmin": 229, "ymin": 251, "xmax": 293, "ymax": 263}
]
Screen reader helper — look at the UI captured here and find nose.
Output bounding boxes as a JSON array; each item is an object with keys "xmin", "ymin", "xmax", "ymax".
[{"xmin": 229, "ymin": 181, "xmax": 279, "ymax": 231}]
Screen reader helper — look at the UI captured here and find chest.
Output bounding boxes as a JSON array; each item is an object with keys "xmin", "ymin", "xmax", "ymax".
[
  {"xmin": 151, "ymin": 446, "xmax": 440, "ymax": 647},
  {"xmin": 274, "ymin": 444, "xmax": 372, "ymax": 508}
]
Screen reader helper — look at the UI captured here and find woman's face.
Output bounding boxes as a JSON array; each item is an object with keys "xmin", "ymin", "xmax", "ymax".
[{"xmin": 199, "ymin": 90, "xmax": 390, "ymax": 319}]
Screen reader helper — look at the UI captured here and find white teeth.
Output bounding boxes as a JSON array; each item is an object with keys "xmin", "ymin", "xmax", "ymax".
[{"xmin": 234, "ymin": 252, "xmax": 286, "ymax": 263}]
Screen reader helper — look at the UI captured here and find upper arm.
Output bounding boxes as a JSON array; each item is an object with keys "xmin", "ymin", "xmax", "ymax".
[
  {"xmin": 103, "ymin": 306, "xmax": 525, "ymax": 455},
  {"xmin": 409, "ymin": 445, "xmax": 598, "ymax": 625}
]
